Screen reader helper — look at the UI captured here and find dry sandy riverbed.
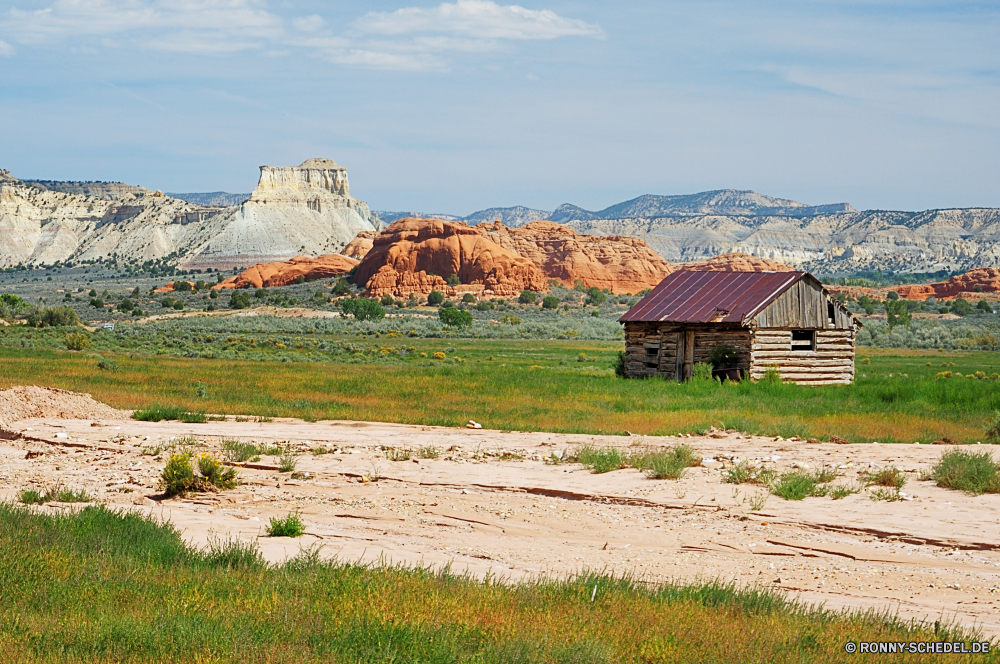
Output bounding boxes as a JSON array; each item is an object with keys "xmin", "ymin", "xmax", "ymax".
[{"xmin": 3, "ymin": 399, "xmax": 1000, "ymax": 636}]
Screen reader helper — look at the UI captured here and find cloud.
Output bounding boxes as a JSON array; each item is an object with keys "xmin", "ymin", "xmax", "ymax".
[
  {"xmin": 1, "ymin": 0, "xmax": 603, "ymax": 68},
  {"xmin": 354, "ymin": 0, "xmax": 604, "ymax": 40}
]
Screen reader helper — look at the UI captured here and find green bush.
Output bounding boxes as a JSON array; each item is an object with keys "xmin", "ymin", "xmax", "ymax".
[
  {"xmin": 446, "ymin": 274, "xmax": 460, "ymax": 286},
  {"xmin": 886, "ymin": 299, "xmax": 911, "ymax": 328},
  {"xmin": 577, "ymin": 445, "xmax": 626, "ymax": 473},
  {"xmin": 209, "ymin": 289, "xmax": 219, "ymax": 299},
  {"xmin": 462, "ymin": 293, "xmax": 476, "ymax": 303},
  {"xmin": 771, "ymin": 469, "xmax": 837, "ymax": 500},
  {"xmin": 161, "ymin": 452, "xmax": 198, "ymax": 496},
  {"xmin": 585, "ymin": 287, "xmax": 606, "ymax": 306},
  {"xmin": 26, "ymin": 305, "xmax": 80, "ymax": 328},
  {"xmin": 174, "ymin": 281, "xmax": 192, "ymax": 292},
  {"xmin": 977, "ymin": 299, "xmax": 994, "ymax": 313},
  {"xmin": 342, "ymin": 298, "xmax": 385, "ymax": 321},
  {"xmin": 64, "ymin": 332, "xmax": 91, "ymax": 351},
  {"xmin": 613, "ymin": 351, "xmax": 626, "ymax": 377},
  {"xmin": 691, "ymin": 362, "xmax": 714, "ymax": 382},
  {"xmin": 333, "ymin": 278, "xmax": 351, "ymax": 296},
  {"xmin": 931, "ymin": 449, "xmax": 1000, "ymax": 495},
  {"xmin": 987, "ymin": 412, "xmax": 1000, "ymax": 445},
  {"xmin": 196, "ymin": 453, "xmax": 239, "ymax": 490},
  {"xmin": 439, "ymin": 306, "xmax": 473, "ymax": 328},
  {"xmin": 266, "ymin": 512, "xmax": 305, "ymax": 537},
  {"xmin": 380, "ymin": 294, "xmax": 394, "ymax": 306},
  {"xmin": 642, "ymin": 445, "xmax": 701, "ymax": 480},
  {"xmin": 518, "ymin": 290, "xmax": 537, "ymax": 304},
  {"xmin": 161, "ymin": 452, "xmax": 239, "ymax": 496},
  {"xmin": 951, "ymin": 298, "xmax": 972, "ymax": 316},
  {"xmin": 427, "ymin": 290, "xmax": 444, "ymax": 306},
  {"xmin": 542, "ymin": 295, "xmax": 559, "ymax": 309},
  {"xmin": 133, "ymin": 405, "xmax": 207, "ymax": 423},
  {"xmin": 230, "ymin": 291, "xmax": 251, "ymax": 309},
  {"xmin": 708, "ymin": 343, "xmax": 737, "ymax": 370},
  {"xmin": 96, "ymin": 357, "xmax": 120, "ymax": 371}
]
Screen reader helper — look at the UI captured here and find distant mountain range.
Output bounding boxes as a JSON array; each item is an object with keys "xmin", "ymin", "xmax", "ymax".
[
  {"xmin": 167, "ymin": 192, "xmax": 251, "ymax": 207},
  {"xmin": 375, "ymin": 190, "xmax": 855, "ymax": 228}
]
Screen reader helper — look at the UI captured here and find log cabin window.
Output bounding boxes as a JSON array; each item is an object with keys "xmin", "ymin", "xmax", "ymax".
[
  {"xmin": 791, "ymin": 330, "xmax": 815, "ymax": 351},
  {"xmin": 644, "ymin": 343, "xmax": 659, "ymax": 369},
  {"xmin": 827, "ymin": 301, "xmax": 836, "ymax": 325}
]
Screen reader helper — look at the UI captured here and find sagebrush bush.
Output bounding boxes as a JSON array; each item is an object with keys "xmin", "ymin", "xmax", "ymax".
[
  {"xmin": 931, "ymin": 450, "xmax": 1000, "ymax": 495},
  {"xmin": 64, "ymin": 331, "xmax": 91, "ymax": 351},
  {"xmin": 266, "ymin": 512, "xmax": 305, "ymax": 537}
]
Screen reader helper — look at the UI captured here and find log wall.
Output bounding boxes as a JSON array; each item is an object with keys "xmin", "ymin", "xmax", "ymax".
[
  {"xmin": 623, "ymin": 322, "xmax": 751, "ymax": 380},
  {"xmin": 748, "ymin": 328, "xmax": 856, "ymax": 385}
]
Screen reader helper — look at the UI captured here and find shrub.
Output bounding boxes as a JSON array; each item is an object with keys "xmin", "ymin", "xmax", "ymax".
[
  {"xmin": 518, "ymin": 290, "xmax": 537, "ymax": 304},
  {"xmin": 577, "ymin": 445, "xmax": 626, "ymax": 473},
  {"xmin": 161, "ymin": 452, "xmax": 198, "ymax": 496},
  {"xmin": 266, "ymin": 512, "xmax": 305, "ymax": 537},
  {"xmin": 172, "ymin": 300, "xmax": 184, "ymax": 311},
  {"xmin": 860, "ymin": 467, "xmax": 906, "ymax": 490},
  {"xmin": 708, "ymin": 343, "xmax": 737, "ymax": 370},
  {"xmin": 932, "ymin": 450, "xmax": 1000, "ymax": 495},
  {"xmin": 439, "ymin": 306, "xmax": 473, "ymax": 328},
  {"xmin": 951, "ymin": 298, "xmax": 972, "ymax": 316},
  {"xmin": 427, "ymin": 290, "xmax": 444, "ymax": 306},
  {"xmin": 333, "ymin": 278, "xmax": 351, "ymax": 296},
  {"xmin": 691, "ymin": 362, "xmax": 714, "ymax": 382},
  {"xmin": 585, "ymin": 287, "xmax": 606, "ymax": 306},
  {"xmin": 542, "ymin": 295, "xmax": 559, "ymax": 309},
  {"xmin": 462, "ymin": 293, "xmax": 476, "ymax": 303},
  {"xmin": 64, "ymin": 332, "xmax": 91, "ymax": 351},
  {"xmin": 642, "ymin": 445, "xmax": 701, "ymax": 480},
  {"xmin": 174, "ymin": 281, "xmax": 192, "ymax": 291},
  {"xmin": 987, "ymin": 412, "xmax": 1000, "ymax": 445},
  {"xmin": 197, "ymin": 453, "xmax": 239, "ymax": 490},
  {"xmin": 278, "ymin": 452, "xmax": 298, "ymax": 473},
  {"xmin": 161, "ymin": 452, "xmax": 239, "ymax": 496},
  {"xmin": 209, "ymin": 289, "xmax": 219, "ymax": 299},
  {"xmin": 18, "ymin": 488, "xmax": 47, "ymax": 504},
  {"xmin": 96, "ymin": 357, "xmax": 120, "ymax": 371},
  {"xmin": 342, "ymin": 297, "xmax": 385, "ymax": 321},
  {"xmin": 380, "ymin": 294, "xmax": 394, "ymax": 306},
  {"xmin": 118, "ymin": 299, "xmax": 134, "ymax": 312},
  {"xmin": 613, "ymin": 351, "xmax": 626, "ymax": 377},
  {"xmin": 418, "ymin": 446, "xmax": 440, "ymax": 459},
  {"xmin": 499, "ymin": 314, "xmax": 522, "ymax": 325},
  {"xmin": 978, "ymin": 299, "xmax": 994, "ymax": 313},
  {"xmin": 255, "ymin": 288, "xmax": 267, "ymax": 299},
  {"xmin": 26, "ymin": 305, "xmax": 80, "ymax": 327},
  {"xmin": 771, "ymin": 469, "xmax": 837, "ymax": 500},
  {"xmin": 230, "ymin": 291, "xmax": 251, "ymax": 309},
  {"xmin": 446, "ymin": 274, "xmax": 460, "ymax": 286}
]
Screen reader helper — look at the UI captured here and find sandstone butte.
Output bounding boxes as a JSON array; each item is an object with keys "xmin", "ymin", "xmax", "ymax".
[
  {"xmin": 824, "ymin": 267, "xmax": 1000, "ymax": 302},
  {"xmin": 354, "ymin": 218, "xmax": 546, "ymax": 298},
  {"xmin": 343, "ymin": 231, "xmax": 376, "ymax": 259},
  {"xmin": 207, "ymin": 254, "xmax": 359, "ymax": 290},
  {"xmin": 679, "ymin": 252, "xmax": 797, "ymax": 273},
  {"xmin": 474, "ymin": 220, "xmax": 672, "ymax": 294}
]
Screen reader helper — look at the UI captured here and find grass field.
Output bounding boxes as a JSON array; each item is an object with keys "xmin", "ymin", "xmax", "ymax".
[
  {"xmin": 1, "ymin": 343, "xmax": 999, "ymax": 443},
  {"xmin": 0, "ymin": 503, "xmax": 987, "ymax": 664}
]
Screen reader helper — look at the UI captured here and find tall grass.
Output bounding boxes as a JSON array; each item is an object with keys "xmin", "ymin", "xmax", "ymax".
[
  {"xmin": 931, "ymin": 450, "xmax": 1000, "ymax": 495},
  {"xmin": 0, "ymin": 503, "xmax": 987, "ymax": 663},
  {"xmin": 2, "ymin": 346, "xmax": 1000, "ymax": 442}
]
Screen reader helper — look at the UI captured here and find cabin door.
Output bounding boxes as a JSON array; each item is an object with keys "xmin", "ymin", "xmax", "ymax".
[{"xmin": 675, "ymin": 328, "xmax": 695, "ymax": 382}]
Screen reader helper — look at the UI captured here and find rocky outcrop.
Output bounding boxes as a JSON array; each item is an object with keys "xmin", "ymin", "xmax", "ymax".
[
  {"xmin": 680, "ymin": 252, "xmax": 796, "ymax": 272},
  {"xmin": 184, "ymin": 159, "xmax": 378, "ymax": 270},
  {"xmin": 893, "ymin": 268, "xmax": 1000, "ymax": 300},
  {"xmin": 0, "ymin": 159, "xmax": 378, "ymax": 270},
  {"xmin": 475, "ymin": 220, "xmax": 672, "ymax": 294},
  {"xmin": 24, "ymin": 180, "xmax": 152, "ymax": 200},
  {"xmin": 343, "ymin": 231, "xmax": 377, "ymax": 259},
  {"xmin": 356, "ymin": 218, "xmax": 546, "ymax": 297},
  {"xmin": 213, "ymin": 254, "xmax": 359, "ymax": 290}
]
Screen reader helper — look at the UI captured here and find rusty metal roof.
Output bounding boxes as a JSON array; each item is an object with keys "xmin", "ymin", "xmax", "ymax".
[{"xmin": 619, "ymin": 270, "xmax": 805, "ymax": 325}]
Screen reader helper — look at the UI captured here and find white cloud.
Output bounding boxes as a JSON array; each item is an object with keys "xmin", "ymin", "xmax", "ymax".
[
  {"xmin": 1, "ymin": 0, "xmax": 603, "ymax": 68},
  {"xmin": 354, "ymin": 0, "xmax": 604, "ymax": 40}
]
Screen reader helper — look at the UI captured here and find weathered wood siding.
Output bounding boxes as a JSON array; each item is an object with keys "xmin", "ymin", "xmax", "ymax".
[
  {"xmin": 748, "ymin": 329, "xmax": 855, "ymax": 385},
  {"xmin": 752, "ymin": 277, "xmax": 855, "ymax": 330},
  {"xmin": 623, "ymin": 322, "xmax": 751, "ymax": 380}
]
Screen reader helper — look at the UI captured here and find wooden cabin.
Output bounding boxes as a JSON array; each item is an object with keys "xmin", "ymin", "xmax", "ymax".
[{"xmin": 619, "ymin": 271, "xmax": 860, "ymax": 385}]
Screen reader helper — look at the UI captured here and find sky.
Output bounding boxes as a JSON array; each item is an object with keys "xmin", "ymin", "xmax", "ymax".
[{"xmin": 1, "ymin": 0, "xmax": 998, "ymax": 215}]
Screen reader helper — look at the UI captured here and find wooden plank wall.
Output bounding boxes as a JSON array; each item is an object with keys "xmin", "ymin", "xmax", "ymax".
[
  {"xmin": 748, "ymin": 329, "xmax": 856, "ymax": 385},
  {"xmin": 623, "ymin": 322, "xmax": 751, "ymax": 380},
  {"xmin": 753, "ymin": 277, "xmax": 855, "ymax": 330}
]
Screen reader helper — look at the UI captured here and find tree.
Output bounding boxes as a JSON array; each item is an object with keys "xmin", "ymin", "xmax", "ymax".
[
  {"xmin": 585, "ymin": 287, "xmax": 607, "ymax": 306},
  {"xmin": 857, "ymin": 295, "xmax": 875, "ymax": 315},
  {"xmin": 885, "ymin": 299, "xmax": 911, "ymax": 328},
  {"xmin": 518, "ymin": 290, "xmax": 537, "ymax": 304},
  {"xmin": 427, "ymin": 290, "xmax": 444, "ymax": 306},
  {"xmin": 333, "ymin": 278, "xmax": 351, "ymax": 296},
  {"xmin": 542, "ymin": 295, "xmax": 559, "ymax": 309},
  {"xmin": 439, "ymin": 306, "xmax": 473, "ymax": 328},
  {"xmin": 380, "ymin": 294, "xmax": 395, "ymax": 306},
  {"xmin": 174, "ymin": 280, "xmax": 192, "ymax": 292},
  {"xmin": 446, "ymin": 274, "xmax": 460, "ymax": 286},
  {"xmin": 342, "ymin": 297, "xmax": 385, "ymax": 321},
  {"xmin": 950, "ymin": 298, "xmax": 972, "ymax": 316},
  {"xmin": 977, "ymin": 299, "xmax": 994, "ymax": 313},
  {"xmin": 462, "ymin": 293, "xmax": 476, "ymax": 303},
  {"xmin": 209, "ymin": 289, "xmax": 219, "ymax": 300},
  {"xmin": 230, "ymin": 291, "xmax": 251, "ymax": 310},
  {"xmin": 886, "ymin": 291, "xmax": 899, "ymax": 300},
  {"xmin": 255, "ymin": 288, "xmax": 267, "ymax": 299}
]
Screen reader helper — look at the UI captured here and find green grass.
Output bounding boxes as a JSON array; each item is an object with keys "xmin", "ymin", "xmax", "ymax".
[
  {"xmin": 133, "ymin": 404, "xmax": 207, "ymax": 423},
  {"xmin": 771, "ymin": 469, "xmax": 838, "ymax": 501},
  {"xmin": 638, "ymin": 444, "xmax": 702, "ymax": 479},
  {"xmin": 221, "ymin": 438, "xmax": 263, "ymax": 462},
  {"xmin": 577, "ymin": 445, "xmax": 628, "ymax": 473},
  {"xmin": 861, "ymin": 467, "xmax": 907, "ymax": 490},
  {"xmin": 266, "ymin": 512, "xmax": 305, "ymax": 537},
  {"xmin": 0, "ymin": 503, "xmax": 988, "ymax": 663},
  {"xmin": 277, "ymin": 451, "xmax": 298, "ymax": 473},
  {"xmin": 723, "ymin": 462, "xmax": 778, "ymax": 486},
  {"xmin": 2, "ymin": 346, "xmax": 1000, "ymax": 442},
  {"xmin": 17, "ymin": 485, "xmax": 91, "ymax": 504},
  {"xmin": 931, "ymin": 449, "xmax": 1000, "ymax": 495}
]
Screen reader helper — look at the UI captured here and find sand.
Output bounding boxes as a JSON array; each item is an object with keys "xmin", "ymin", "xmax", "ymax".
[{"xmin": 2, "ymin": 394, "xmax": 1000, "ymax": 636}]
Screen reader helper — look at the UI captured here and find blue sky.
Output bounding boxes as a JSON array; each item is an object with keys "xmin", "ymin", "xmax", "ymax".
[{"xmin": 1, "ymin": 1, "xmax": 998, "ymax": 214}]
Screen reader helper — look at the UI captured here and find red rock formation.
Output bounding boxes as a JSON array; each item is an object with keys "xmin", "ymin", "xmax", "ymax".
[
  {"xmin": 895, "ymin": 268, "xmax": 1000, "ymax": 300},
  {"xmin": 680, "ymin": 252, "xmax": 796, "ymax": 273},
  {"xmin": 356, "ymin": 218, "xmax": 546, "ymax": 298},
  {"xmin": 212, "ymin": 254, "xmax": 358, "ymax": 290},
  {"xmin": 343, "ymin": 231, "xmax": 376, "ymax": 259},
  {"xmin": 475, "ymin": 220, "xmax": 672, "ymax": 294}
]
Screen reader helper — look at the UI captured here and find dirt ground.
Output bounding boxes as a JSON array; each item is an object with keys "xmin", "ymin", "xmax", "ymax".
[{"xmin": 4, "ymin": 393, "xmax": 1000, "ymax": 636}]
